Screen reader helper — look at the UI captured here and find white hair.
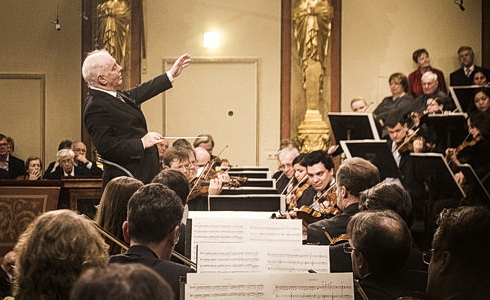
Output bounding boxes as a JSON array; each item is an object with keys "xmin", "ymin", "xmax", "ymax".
[
  {"xmin": 278, "ymin": 147, "xmax": 300, "ymax": 162},
  {"xmin": 82, "ymin": 49, "xmax": 112, "ymax": 87},
  {"xmin": 421, "ymin": 71, "xmax": 438, "ymax": 82},
  {"xmin": 57, "ymin": 149, "xmax": 75, "ymax": 162}
]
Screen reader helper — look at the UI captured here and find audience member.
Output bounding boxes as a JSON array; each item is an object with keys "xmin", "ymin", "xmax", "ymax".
[
  {"xmin": 13, "ymin": 210, "xmax": 108, "ymax": 300},
  {"xmin": 307, "ymin": 157, "xmax": 379, "ymax": 245},
  {"xmin": 21, "ymin": 156, "xmax": 42, "ymax": 180},
  {"xmin": 274, "ymin": 147, "xmax": 300, "ymax": 194},
  {"xmin": 0, "ymin": 251, "xmax": 15, "ymax": 299},
  {"xmin": 450, "ymin": 46, "xmax": 488, "ymax": 86},
  {"xmin": 6, "ymin": 137, "xmax": 14, "ymax": 155},
  {"xmin": 193, "ymin": 134, "xmax": 214, "ymax": 155},
  {"xmin": 408, "ymin": 48, "xmax": 447, "ymax": 97},
  {"xmin": 44, "ymin": 149, "xmax": 91, "ymax": 179},
  {"xmin": 347, "ymin": 210, "xmax": 425, "ymax": 300},
  {"xmin": 413, "ymin": 71, "xmax": 454, "ymax": 114},
  {"xmin": 70, "ymin": 263, "xmax": 174, "ymax": 300},
  {"xmin": 425, "ymin": 206, "xmax": 490, "ymax": 300},
  {"xmin": 72, "ymin": 141, "xmax": 103, "ymax": 177},
  {"xmin": 0, "ymin": 133, "xmax": 25, "ymax": 179},
  {"xmin": 373, "ymin": 73, "xmax": 415, "ymax": 136},
  {"xmin": 109, "ymin": 183, "xmax": 194, "ymax": 300},
  {"xmin": 95, "ymin": 176, "xmax": 144, "ymax": 255},
  {"xmin": 45, "ymin": 139, "xmax": 72, "ymax": 174}
]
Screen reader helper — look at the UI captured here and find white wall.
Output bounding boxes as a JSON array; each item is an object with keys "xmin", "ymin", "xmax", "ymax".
[
  {"xmin": 341, "ymin": 0, "xmax": 482, "ymax": 111},
  {"xmin": 0, "ymin": 0, "xmax": 81, "ymax": 163}
]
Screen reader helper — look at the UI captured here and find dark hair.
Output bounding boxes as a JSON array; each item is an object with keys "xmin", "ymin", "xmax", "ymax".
[
  {"xmin": 433, "ymin": 206, "xmax": 490, "ymax": 284},
  {"xmin": 163, "ymin": 147, "xmax": 191, "ymax": 167},
  {"xmin": 336, "ymin": 157, "xmax": 379, "ymax": 197},
  {"xmin": 58, "ymin": 139, "xmax": 73, "ymax": 150},
  {"xmin": 412, "ymin": 48, "xmax": 429, "ymax": 63},
  {"xmin": 25, "ymin": 156, "xmax": 42, "ymax": 172},
  {"xmin": 359, "ymin": 182, "xmax": 413, "ymax": 227},
  {"xmin": 468, "ymin": 87, "xmax": 489, "ymax": 113},
  {"xmin": 348, "ymin": 210, "xmax": 411, "ymax": 274},
  {"xmin": 468, "ymin": 110, "xmax": 490, "ymax": 138},
  {"xmin": 0, "ymin": 133, "xmax": 6, "ymax": 141},
  {"xmin": 471, "ymin": 68, "xmax": 489, "ymax": 85},
  {"xmin": 95, "ymin": 177, "xmax": 143, "ymax": 255},
  {"xmin": 172, "ymin": 139, "xmax": 192, "ymax": 149},
  {"xmin": 127, "ymin": 183, "xmax": 184, "ymax": 244},
  {"xmin": 303, "ymin": 150, "xmax": 334, "ymax": 170},
  {"xmin": 388, "ymin": 72, "xmax": 409, "ymax": 93},
  {"xmin": 457, "ymin": 46, "xmax": 473, "ymax": 55},
  {"xmin": 70, "ymin": 263, "xmax": 174, "ymax": 300},
  {"xmin": 384, "ymin": 112, "xmax": 407, "ymax": 128},
  {"xmin": 292, "ymin": 153, "xmax": 307, "ymax": 166},
  {"xmin": 152, "ymin": 169, "xmax": 190, "ymax": 205}
]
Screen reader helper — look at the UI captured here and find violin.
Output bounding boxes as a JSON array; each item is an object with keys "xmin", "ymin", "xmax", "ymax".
[
  {"xmin": 445, "ymin": 134, "xmax": 482, "ymax": 166},
  {"xmin": 285, "ymin": 175, "xmax": 310, "ymax": 210},
  {"xmin": 296, "ymin": 182, "xmax": 341, "ymax": 225},
  {"xmin": 396, "ymin": 128, "xmax": 435, "ymax": 153}
]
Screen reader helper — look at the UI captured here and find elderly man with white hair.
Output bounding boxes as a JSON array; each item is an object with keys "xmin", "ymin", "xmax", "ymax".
[
  {"xmin": 82, "ymin": 50, "xmax": 191, "ymax": 186},
  {"xmin": 413, "ymin": 71, "xmax": 455, "ymax": 114},
  {"xmin": 44, "ymin": 149, "xmax": 92, "ymax": 179}
]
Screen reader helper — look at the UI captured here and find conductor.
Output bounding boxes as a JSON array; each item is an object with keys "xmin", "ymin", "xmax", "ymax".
[{"xmin": 82, "ymin": 50, "xmax": 191, "ymax": 185}]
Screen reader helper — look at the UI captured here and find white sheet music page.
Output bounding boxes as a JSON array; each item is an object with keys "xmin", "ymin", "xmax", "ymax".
[
  {"xmin": 185, "ymin": 273, "xmax": 354, "ymax": 299},
  {"xmin": 190, "ymin": 218, "xmax": 302, "ymax": 261},
  {"xmin": 197, "ymin": 243, "xmax": 329, "ymax": 273}
]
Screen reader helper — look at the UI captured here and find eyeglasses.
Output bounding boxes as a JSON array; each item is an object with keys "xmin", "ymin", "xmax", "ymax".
[
  {"xmin": 422, "ymin": 248, "xmax": 437, "ymax": 265},
  {"xmin": 343, "ymin": 243, "xmax": 356, "ymax": 254},
  {"xmin": 279, "ymin": 163, "xmax": 293, "ymax": 170},
  {"xmin": 0, "ymin": 143, "xmax": 8, "ymax": 147}
]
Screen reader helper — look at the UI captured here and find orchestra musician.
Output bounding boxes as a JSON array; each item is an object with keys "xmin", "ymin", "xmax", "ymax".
[
  {"xmin": 300, "ymin": 150, "xmax": 336, "ymax": 211},
  {"xmin": 307, "ymin": 157, "xmax": 379, "ymax": 245},
  {"xmin": 274, "ymin": 147, "xmax": 300, "ymax": 194},
  {"xmin": 285, "ymin": 153, "xmax": 310, "ymax": 210},
  {"xmin": 446, "ymin": 111, "xmax": 490, "ymax": 195},
  {"xmin": 385, "ymin": 113, "xmax": 426, "ymax": 217}
]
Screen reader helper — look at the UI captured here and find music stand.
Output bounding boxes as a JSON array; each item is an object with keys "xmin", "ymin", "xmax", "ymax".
[
  {"xmin": 328, "ymin": 113, "xmax": 380, "ymax": 144},
  {"xmin": 425, "ymin": 113, "xmax": 468, "ymax": 150},
  {"xmin": 458, "ymin": 163, "xmax": 490, "ymax": 205},
  {"xmin": 449, "ymin": 85, "xmax": 481, "ymax": 112},
  {"xmin": 340, "ymin": 140, "xmax": 399, "ymax": 180}
]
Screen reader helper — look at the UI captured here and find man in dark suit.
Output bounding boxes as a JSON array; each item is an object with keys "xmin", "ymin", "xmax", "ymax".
[
  {"xmin": 109, "ymin": 183, "xmax": 194, "ymax": 300},
  {"xmin": 306, "ymin": 157, "xmax": 380, "ymax": 245},
  {"xmin": 450, "ymin": 46, "xmax": 488, "ymax": 86},
  {"xmin": 43, "ymin": 149, "xmax": 92, "ymax": 179},
  {"xmin": 82, "ymin": 50, "xmax": 191, "ymax": 185},
  {"xmin": 0, "ymin": 133, "xmax": 25, "ymax": 179}
]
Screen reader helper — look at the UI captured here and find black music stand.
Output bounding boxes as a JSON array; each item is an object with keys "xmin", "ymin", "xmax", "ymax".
[
  {"xmin": 459, "ymin": 163, "xmax": 490, "ymax": 205},
  {"xmin": 328, "ymin": 113, "xmax": 380, "ymax": 144},
  {"xmin": 410, "ymin": 153, "xmax": 465, "ymax": 247},
  {"xmin": 449, "ymin": 85, "xmax": 481, "ymax": 112},
  {"xmin": 425, "ymin": 113, "xmax": 468, "ymax": 150},
  {"xmin": 340, "ymin": 140, "xmax": 399, "ymax": 180}
]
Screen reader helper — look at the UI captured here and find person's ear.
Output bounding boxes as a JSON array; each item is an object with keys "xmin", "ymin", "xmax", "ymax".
[
  {"xmin": 171, "ymin": 225, "xmax": 180, "ymax": 245},
  {"xmin": 97, "ymin": 74, "xmax": 107, "ymax": 86},
  {"xmin": 122, "ymin": 221, "xmax": 130, "ymax": 244}
]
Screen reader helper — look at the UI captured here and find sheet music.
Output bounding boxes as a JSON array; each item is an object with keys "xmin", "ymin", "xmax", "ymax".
[
  {"xmin": 185, "ymin": 273, "xmax": 354, "ymax": 299},
  {"xmin": 197, "ymin": 243, "xmax": 329, "ymax": 273},
  {"xmin": 191, "ymin": 218, "xmax": 302, "ymax": 261}
]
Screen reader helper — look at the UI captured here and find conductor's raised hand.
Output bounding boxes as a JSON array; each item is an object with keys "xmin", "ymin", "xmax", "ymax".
[
  {"xmin": 141, "ymin": 132, "xmax": 164, "ymax": 149},
  {"xmin": 170, "ymin": 54, "xmax": 192, "ymax": 78}
]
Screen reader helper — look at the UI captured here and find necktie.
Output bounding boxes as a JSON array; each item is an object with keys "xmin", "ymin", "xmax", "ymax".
[{"xmin": 465, "ymin": 69, "xmax": 472, "ymax": 78}]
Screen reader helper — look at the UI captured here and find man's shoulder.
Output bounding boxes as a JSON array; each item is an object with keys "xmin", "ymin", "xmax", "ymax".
[
  {"xmin": 9, "ymin": 155, "xmax": 24, "ymax": 164},
  {"xmin": 450, "ymin": 67, "xmax": 463, "ymax": 76}
]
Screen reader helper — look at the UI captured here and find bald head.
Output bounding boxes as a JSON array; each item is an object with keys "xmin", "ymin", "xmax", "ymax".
[{"xmin": 194, "ymin": 146, "xmax": 211, "ymax": 168}]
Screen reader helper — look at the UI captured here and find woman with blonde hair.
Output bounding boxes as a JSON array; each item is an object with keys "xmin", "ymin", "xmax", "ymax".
[
  {"xmin": 95, "ymin": 176, "xmax": 143, "ymax": 255},
  {"xmin": 13, "ymin": 210, "xmax": 108, "ymax": 300}
]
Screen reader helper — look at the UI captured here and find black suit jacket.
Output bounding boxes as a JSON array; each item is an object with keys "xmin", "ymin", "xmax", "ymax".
[
  {"xmin": 43, "ymin": 165, "xmax": 92, "ymax": 179},
  {"xmin": 450, "ymin": 67, "xmax": 474, "ymax": 86},
  {"xmin": 110, "ymin": 245, "xmax": 194, "ymax": 300},
  {"xmin": 0, "ymin": 155, "xmax": 25, "ymax": 179},
  {"xmin": 307, "ymin": 204, "xmax": 359, "ymax": 245},
  {"xmin": 83, "ymin": 74, "xmax": 172, "ymax": 185}
]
